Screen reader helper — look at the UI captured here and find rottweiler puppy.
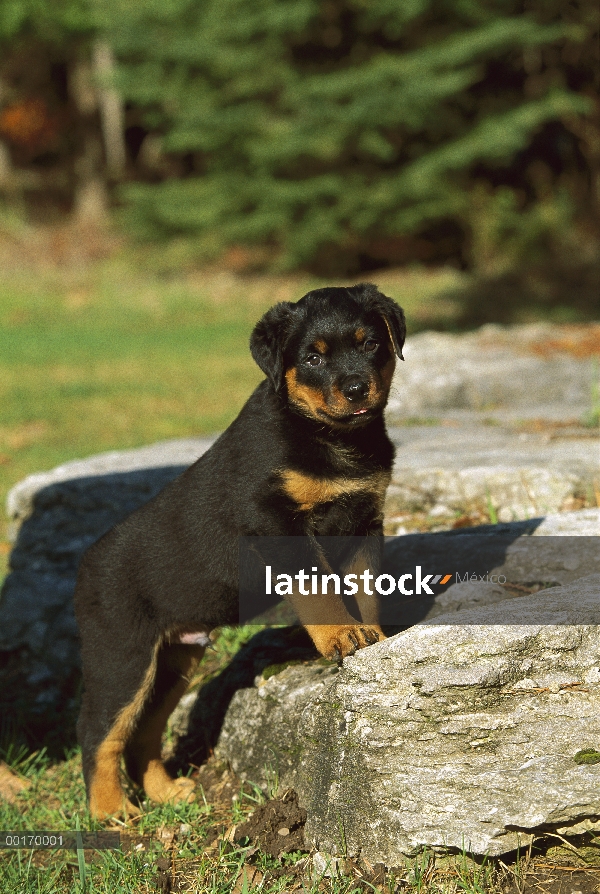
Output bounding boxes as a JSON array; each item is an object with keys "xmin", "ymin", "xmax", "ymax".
[{"xmin": 75, "ymin": 282, "xmax": 405, "ymax": 818}]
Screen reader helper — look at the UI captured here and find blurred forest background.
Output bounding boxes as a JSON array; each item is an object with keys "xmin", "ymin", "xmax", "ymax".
[
  {"xmin": 0, "ymin": 0, "xmax": 598, "ymax": 300},
  {"xmin": 0, "ymin": 0, "xmax": 599, "ymax": 575}
]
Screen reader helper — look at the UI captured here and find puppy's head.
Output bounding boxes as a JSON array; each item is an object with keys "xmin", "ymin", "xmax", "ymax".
[{"xmin": 250, "ymin": 283, "xmax": 405, "ymax": 427}]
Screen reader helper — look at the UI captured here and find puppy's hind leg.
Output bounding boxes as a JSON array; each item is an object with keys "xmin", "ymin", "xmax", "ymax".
[
  {"xmin": 125, "ymin": 643, "xmax": 204, "ymax": 805},
  {"xmin": 78, "ymin": 638, "xmax": 162, "ymax": 820}
]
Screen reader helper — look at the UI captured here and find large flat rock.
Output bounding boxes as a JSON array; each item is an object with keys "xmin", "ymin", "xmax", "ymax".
[
  {"xmin": 384, "ymin": 322, "xmax": 599, "ymax": 521},
  {"xmin": 216, "ymin": 575, "xmax": 600, "ymax": 860},
  {"xmin": 7, "ymin": 422, "xmax": 599, "ymax": 537},
  {"xmin": 1, "ymin": 433, "xmax": 598, "ymax": 734}
]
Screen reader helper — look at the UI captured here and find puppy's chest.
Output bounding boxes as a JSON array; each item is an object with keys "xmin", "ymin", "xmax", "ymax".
[{"xmin": 277, "ymin": 461, "xmax": 391, "ymax": 516}]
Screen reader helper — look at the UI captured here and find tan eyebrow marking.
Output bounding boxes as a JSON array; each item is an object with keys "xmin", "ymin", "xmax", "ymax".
[{"xmin": 314, "ymin": 339, "xmax": 328, "ymax": 354}]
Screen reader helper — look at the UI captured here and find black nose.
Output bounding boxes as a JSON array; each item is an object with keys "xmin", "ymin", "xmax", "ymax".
[{"xmin": 341, "ymin": 377, "xmax": 369, "ymax": 402}]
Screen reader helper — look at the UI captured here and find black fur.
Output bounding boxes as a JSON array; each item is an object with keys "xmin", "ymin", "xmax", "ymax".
[{"xmin": 75, "ymin": 282, "xmax": 405, "ymax": 814}]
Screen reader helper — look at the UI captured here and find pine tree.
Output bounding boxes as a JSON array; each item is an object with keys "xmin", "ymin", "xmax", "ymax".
[
  {"xmin": 0, "ymin": 0, "xmax": 595, "ymax": 272},
  {"xmin": 109, "ymin": 0, "xmax": 592, "ymax": 270}
]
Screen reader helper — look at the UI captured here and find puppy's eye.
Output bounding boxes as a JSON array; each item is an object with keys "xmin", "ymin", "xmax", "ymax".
[
  {"xmin": 363, "ymin": 339, "xmax": 379, "ymax": 353},
  {"xmin": 305, "ymin": 354, "xmax": 324, "ymax": 367}
]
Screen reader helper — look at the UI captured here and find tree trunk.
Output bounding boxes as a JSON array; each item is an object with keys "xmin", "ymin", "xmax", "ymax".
[{"xmin": 92, "ymin": 40, "xmax": 126, "ymax": 179}]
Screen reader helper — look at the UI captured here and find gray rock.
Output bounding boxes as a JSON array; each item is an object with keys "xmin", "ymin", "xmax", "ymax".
[
  {"xmin": 6, "ymin": 437, "xmax": 215, "ymax": 533},
  {"xmin": 385, "ymin": 423, "xmax": 599, "ymax": 519},
  {"xmin": 533, "ymin": 508, "xmax": 600, "ymax": 536},
  {"xmin": 388, "ymin": 324, "xmax": 598, "ymax": 416},
  {"xmin": 0, "ymin": 439, "xmax": 215, "ymax": 733},
  {"xmin": 381, "ymin": 513, "xmax": 600, "ymax": 624},
  {"xmin": 383, "ymin": 323, "xmax": 599, "ymax": 519},
  {"xmin": 216, "ymin": 663, "xmax": 339, "ymax": 789},
  {"xmin": 216, "ymin": 575, "xmax": 600, "ymax": 859}
]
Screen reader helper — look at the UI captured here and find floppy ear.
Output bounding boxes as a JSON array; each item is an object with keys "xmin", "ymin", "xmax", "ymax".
[
  {"xmin": 250, "ymin": 302, "xmax": 296, "ymax": 391},
  {"xmin": 351, "ymin": 283, "xmax": 406, "ymax": 360},
  {"xmin": 375, "ymin": 292, "xmax": 406, "ymax": 360}
]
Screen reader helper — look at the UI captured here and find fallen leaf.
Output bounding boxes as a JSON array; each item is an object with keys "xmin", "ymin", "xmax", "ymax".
[
  {"xmin": 156, "ymin": 826, "xmax": 176, "ymax": 847},
  {"xmin": 0, "ymin": 762, "xmax": 31, "ymax": 803}
]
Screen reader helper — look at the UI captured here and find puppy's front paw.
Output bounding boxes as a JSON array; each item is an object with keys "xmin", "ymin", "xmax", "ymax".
[{"xmin": 307, "ymin": 624, "xmax": 385, "ymax": 662}]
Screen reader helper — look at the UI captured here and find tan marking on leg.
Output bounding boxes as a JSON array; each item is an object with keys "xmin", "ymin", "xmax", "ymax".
[
  {"xmin": 129, "ymin": 645, "xmax": 204, "ymax": 804},
  {"xmin": 282, "ymin": 563, "xmax": 356, "ymax": 630},
  {"xmin": 342, "ymin": 542, "xmax": 385, "ymax": 625},
  {"xmin": 89, "ymin": 737, "xmax": 141, "ymax": 819},
  {"xmin": 277, "ymin": 563, "xmax": 385, "ymax": 660},
  {"xmin": 89, "ymin": 639, "xmax": 162, "ymax": 819}
]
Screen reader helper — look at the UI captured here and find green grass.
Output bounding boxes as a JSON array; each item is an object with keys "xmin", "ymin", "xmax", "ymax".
[
  {"xmin": 0, "ymin": 748, "xmax": 211, "ymax": 893},
  {"xmin": 3, "ymin": 734, "xmax": 600, "ymax": 893}
]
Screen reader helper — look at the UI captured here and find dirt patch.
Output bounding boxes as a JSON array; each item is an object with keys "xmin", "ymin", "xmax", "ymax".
[
  {"xmin": 234, "ymin": 789, "xmax": 307, "ymax": 857},
  {"xmin": 193, "ymin": 758, "xmax": 240, "ymax": 809},
  {"xmin": 518, "ymin": 866, "xmax": 600, "ymax": 894}
]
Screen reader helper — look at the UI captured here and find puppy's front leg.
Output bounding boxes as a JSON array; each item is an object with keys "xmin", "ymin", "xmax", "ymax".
[
  {"xmin": 284, "ymin": 584, "xmax": 384, "ymax": 662},
  {"xmin": 342, "ymin": 538, "xmax": 386, "ymax": 627}
]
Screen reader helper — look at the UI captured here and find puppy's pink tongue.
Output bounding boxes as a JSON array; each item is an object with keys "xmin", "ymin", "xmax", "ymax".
[{"xmin": 353, "ymin": 408, "xmax": 368, "ymax": 415}]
